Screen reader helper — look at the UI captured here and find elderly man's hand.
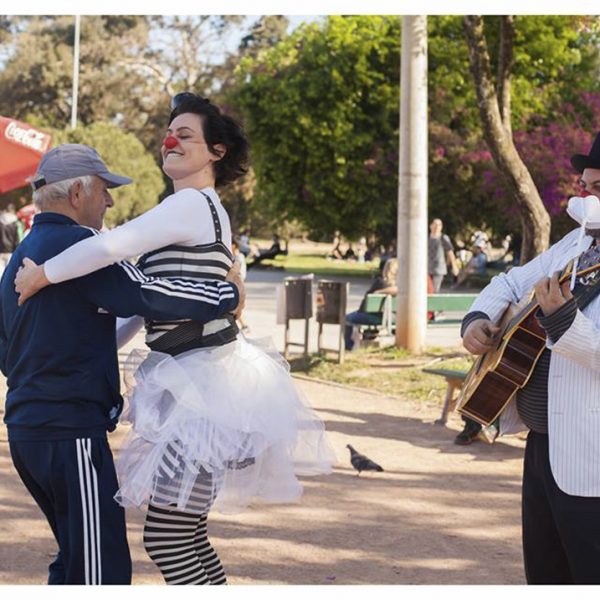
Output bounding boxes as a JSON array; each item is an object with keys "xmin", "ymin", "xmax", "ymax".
[
  {"xmin": 463, "ymin": 319, "xmax": 502, "ymax": 355},
  {"xmin": 15, "ymin": 258, "xmax": 50, "ymax": 306},
  {"xmin": 534, "ymin": 271, "xmax": 573, "ymax": 317},
  {"xmin": 225, "ymin": 262, "xmax": 246, "ymax": 320}
]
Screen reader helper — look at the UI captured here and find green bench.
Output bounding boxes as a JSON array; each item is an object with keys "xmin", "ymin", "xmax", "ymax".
[
  {"xmin": 422, "ymin": 367, "xmax": 469, "ymax": 425},
  {"xmin": 358, "ymin": 293, "xmax": 478, "ymax": 337}
]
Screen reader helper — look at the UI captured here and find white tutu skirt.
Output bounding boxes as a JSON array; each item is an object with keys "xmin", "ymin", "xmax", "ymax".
[{"xmin": 115, "ymin": 335, "xmax": 336, "ymax": 514}]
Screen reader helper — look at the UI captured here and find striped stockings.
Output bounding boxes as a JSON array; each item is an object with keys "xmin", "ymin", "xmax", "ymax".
[{"xmin": 143, "ymin": 504, "xmax": 227, "ymax": 585}]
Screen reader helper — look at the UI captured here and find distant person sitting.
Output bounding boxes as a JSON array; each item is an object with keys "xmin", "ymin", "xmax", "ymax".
[
  {"xmin": 328, "ymin": 231, "xmax": 344, "ymax": 260},
  {"xmin": 453, "ymin": 240, "xmax": 488, "ymax": 287},
  {"xmin": 364, "ymin": 244, "xmax": 376, "ymax": 262},
  {"xmin": 344, "ymin": 258, "xmax": 398, "ymax": 350},
  {"xmin": 378, "ymin": 241, "xmax": 396, "ymax": 272},
  {"xmin": 343, "ymin": 244, "xmax": 356, "ymax": 261},
  {"xmin": 247, "ymin": 233, "xmax": 284, "ymax": 269}
]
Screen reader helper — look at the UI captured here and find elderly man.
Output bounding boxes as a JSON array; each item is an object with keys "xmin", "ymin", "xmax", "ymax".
[
  {"xmin": 461, "ymin": 132, "xmax": 600, "ymax": 584},
  {"xmin": 0, "ymin": 144, "xmax": 244, "ymax": 585}
]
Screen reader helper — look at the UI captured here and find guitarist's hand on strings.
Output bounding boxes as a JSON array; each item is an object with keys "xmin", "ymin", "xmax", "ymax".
[
  {"xmin": 463, "ymin": 319, "xmax": 502, "ymax": 355},
  {"xmin": 534, "ymin": 271, "xmax": 574, "ymax": 317}
]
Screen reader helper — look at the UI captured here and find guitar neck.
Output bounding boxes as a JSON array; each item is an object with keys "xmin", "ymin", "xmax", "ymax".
[{"xmin": 502, "ymin": 259, "xmax": 600, "ymax": 334}]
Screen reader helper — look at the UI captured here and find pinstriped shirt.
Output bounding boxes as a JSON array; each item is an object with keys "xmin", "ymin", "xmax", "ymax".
[
  {"xmin": 462, "ymin": 241, "xmax": 600, "ymax": 433},
  {"xmin": 460, "ymin": 229, "xmax": 600, "ymax": 495}
]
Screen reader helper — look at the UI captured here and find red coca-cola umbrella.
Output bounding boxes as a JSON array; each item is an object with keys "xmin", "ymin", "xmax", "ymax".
[{"xmin": 0, "ymin": 116, "xmax": 52, "ymax": 193}]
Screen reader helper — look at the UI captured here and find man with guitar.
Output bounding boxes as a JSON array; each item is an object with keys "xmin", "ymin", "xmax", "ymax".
[{"xmin": 461, "ymin": 132, "xmax": 600, "ymax": 584}]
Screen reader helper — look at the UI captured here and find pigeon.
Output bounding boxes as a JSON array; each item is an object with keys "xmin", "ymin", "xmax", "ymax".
[{"xmin": 346, "ymin": 444, "xmax": 384, "ymax": 475}]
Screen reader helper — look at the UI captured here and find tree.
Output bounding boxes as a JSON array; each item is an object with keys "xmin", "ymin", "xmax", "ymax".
[
  {"xmin": 463, "ymin": 15, "xmax": 550, "ymax": 261},
  {"xmin": 428, "ymin": 16, "xmax": 600, "ymax": 248},
  {"xmin": 0, "ymin": 16, "xmax": 152, "ymax": 130},
  {"xmin": 0, "ymin": 16, "xmax": 272, "ymax": 153},
  {"xmin": 472, "ymin": 96, "xmax": 600, "ymax": 243},
  {"xmin": 213, "ymin": 16, "xmax": 291, "ymax": 232},
  {"xmin": 235, "ymin": 16, "xmax": 402, "ymax": 242},
  {"xmin": 49, "ymin": 122, "xmax": 164, "ymax": 227}
]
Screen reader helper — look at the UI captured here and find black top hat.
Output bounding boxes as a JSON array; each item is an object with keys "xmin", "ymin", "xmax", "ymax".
[{"xmin": 571, "ymin": 132, "xmax": 600, "ymax": 173}]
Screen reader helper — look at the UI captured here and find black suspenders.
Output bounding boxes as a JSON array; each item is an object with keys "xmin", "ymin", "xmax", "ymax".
[{"xmin": 201, "ymin": 192, "xmax": 222, "ymax": 243}]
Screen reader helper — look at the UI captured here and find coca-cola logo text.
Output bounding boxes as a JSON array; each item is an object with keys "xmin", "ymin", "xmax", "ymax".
[{"xmin": 5, "ymin": 122, "xmax": 49, "ymax": 152}]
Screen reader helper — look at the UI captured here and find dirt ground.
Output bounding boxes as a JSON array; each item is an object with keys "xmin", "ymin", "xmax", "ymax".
[{"xmin": 0, "ymin": 371, "xmax": 527, "ymax": 586}]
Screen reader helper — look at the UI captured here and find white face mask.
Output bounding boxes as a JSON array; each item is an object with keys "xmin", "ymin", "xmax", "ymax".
[{"xmin": 567, "ymin": 194, "xmax": 600, "ymax": 229}]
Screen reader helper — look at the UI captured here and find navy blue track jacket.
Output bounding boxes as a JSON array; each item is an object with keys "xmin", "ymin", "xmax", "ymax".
[{"xmin": 0, "ymin": 212, "xmax": 239, "ymax": 442}]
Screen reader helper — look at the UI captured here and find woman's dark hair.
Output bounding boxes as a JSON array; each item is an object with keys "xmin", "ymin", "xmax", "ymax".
[{"xmin": 168, "ymin": 95, "xmax": 249, "ymax": 187}]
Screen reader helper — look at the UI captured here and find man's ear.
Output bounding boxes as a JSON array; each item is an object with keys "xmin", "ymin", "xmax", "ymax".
[{"xmin": 68, "ymin": 180, "xmax": 83, "ymax": 209}]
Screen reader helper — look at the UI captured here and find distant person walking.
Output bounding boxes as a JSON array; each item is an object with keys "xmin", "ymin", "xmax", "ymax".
[{"xmin": 428, "ymin": 219, "xmax": 458, "ymax": 293}]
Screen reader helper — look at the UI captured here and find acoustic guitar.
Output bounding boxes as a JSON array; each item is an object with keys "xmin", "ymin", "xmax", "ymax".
[{"xmin": 457, "ymin": 260, "xmax": 600, "ymax": 426}]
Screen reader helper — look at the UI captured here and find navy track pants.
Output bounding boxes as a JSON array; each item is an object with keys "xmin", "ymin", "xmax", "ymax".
[{"xmin": 9, "ymin": 437, "xmax": 131, "ymax": 584}]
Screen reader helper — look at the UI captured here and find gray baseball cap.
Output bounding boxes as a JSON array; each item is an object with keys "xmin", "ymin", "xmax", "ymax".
[{"xmin": 31, "ymin": 143, "xmax": 133, "ymax": 190}]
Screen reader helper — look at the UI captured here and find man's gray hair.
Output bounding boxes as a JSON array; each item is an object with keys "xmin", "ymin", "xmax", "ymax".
[{"xmin": 32, "ymin": 175, "xmax": 95, "ymax": 210}]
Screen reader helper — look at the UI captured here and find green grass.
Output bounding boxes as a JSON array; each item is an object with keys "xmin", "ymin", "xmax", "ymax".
[
  {"xmin": 252, "ymin": 253, "xmax": 506, "ymax": 287},
  {"xmin": 250, "ymin": 253, "xmax": 379, "ymax": 278},
  {"xmin": 288, "ymin": 345, "xmax": 474, "ymax": 403}
]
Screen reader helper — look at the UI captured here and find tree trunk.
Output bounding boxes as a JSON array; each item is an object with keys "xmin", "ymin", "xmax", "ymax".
[
  {"xmin": 497, "ymin": 16, "xmax": 514, "ymax": 135},
  {"xmin": 463, "ymin": 15, "xmax": 550, "ymax": 262}
]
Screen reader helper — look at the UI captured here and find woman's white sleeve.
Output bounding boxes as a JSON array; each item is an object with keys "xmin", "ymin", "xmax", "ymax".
[
  {"xmin": 116, "ymin": 316, "xmax": 145, "ymax": 349},
  {"xmin": 44, "ymin": 190, "xmax": 210, "ymax": 283}
]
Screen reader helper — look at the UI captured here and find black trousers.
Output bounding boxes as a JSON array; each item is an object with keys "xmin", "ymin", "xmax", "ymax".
[
  {"xmin": 10, "ymin": 437, "xmax": 131, "ymax": 585},
  {"xmin": 522, "ymin": 431, "xmax": 600, "ymax": 584}
]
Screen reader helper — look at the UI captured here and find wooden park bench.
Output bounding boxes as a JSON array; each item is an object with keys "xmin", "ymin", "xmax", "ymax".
[
  {"xmin": 422, "ymin": 367, "xmax": 468, "ymax": 425},
  {"xmin": 423, "ymin": 366, "xmax": 500, "ymax": 445}
]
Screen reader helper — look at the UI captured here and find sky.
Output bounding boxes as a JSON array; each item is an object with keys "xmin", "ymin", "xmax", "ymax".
[{"xmin": 5, "ymin": 0, "xmax": 597, "ymax": 15}]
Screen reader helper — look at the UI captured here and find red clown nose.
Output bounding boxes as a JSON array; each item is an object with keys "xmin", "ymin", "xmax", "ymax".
[{"xmin": 164, "ymin": 136, "xmax": 178, "ymax": 149}]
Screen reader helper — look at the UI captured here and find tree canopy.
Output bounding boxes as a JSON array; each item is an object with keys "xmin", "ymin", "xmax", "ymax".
[
  {"xmin": 3, "ymin": 15, "xmax": 600, "ymax": 243},
  {"xmin": 428, "ymin": 15, "xmax": 600, "ymax": 244},
  {"xmin": 235, "ymin": 15, "xmax": 401, "ymax": 243}
]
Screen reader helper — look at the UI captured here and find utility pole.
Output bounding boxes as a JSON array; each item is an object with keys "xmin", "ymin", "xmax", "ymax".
[
  {"xmin": 71, "ymin": 15, "xmax": 81, "ymax": 130},
  {"xmin": 396, "ymin": 15, "xmax": 428, "ymax": 353}
]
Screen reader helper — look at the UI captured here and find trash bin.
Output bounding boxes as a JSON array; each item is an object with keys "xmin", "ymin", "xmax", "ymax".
[
  {"xmin": 316, "ymin": 280, "xmax": 347, "ymax": 325},
  {"xmin": 285, "ymin": 277, "xmax": 313, "ymax": 319},
  {"xmin": 283, "ymin": 276, "xmax": 313, "ymax": 358},
  {"xmin": 316, "ymin": 280, "xmax": 349, "ymax": 364}
]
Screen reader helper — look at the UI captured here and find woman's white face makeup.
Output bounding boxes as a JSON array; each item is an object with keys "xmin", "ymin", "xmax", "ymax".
[{"xmin": 161, "ymin": 113, "xmax": 216, "ymax": 181}]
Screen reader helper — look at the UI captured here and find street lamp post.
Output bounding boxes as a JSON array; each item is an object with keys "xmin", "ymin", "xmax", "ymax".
[
  {"xmin": 71, "ymin": 15, "xmax": 81, "ymax": 130},
  {"xmin": 396, "ymin": 15, "xmax": 428, "ymax": 353}
]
